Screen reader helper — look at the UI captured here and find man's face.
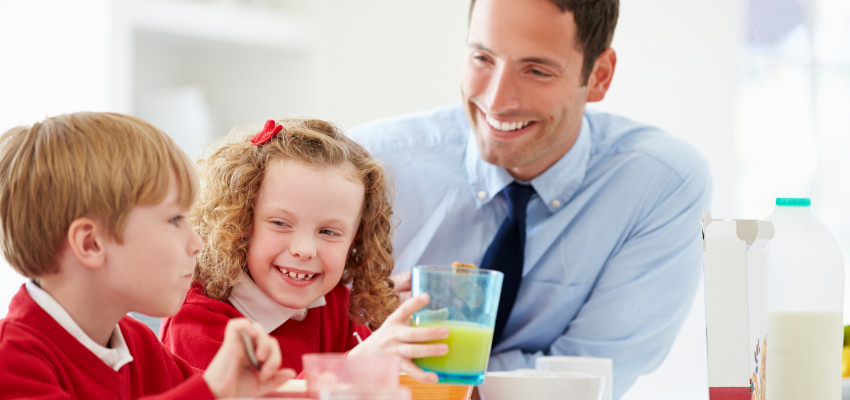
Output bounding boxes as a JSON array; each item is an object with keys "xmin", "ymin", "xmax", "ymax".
[{"xmin": 461, "ymin": 0, "xmax": 591, "ymax": 181}]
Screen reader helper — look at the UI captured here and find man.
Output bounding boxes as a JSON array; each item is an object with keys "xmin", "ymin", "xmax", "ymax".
[{"xmin": 349, "ymin": 0, "xmax": 712, "ymax": 398}]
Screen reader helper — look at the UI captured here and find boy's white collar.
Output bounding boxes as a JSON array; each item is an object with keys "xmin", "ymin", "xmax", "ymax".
[
  {"xmin": 25, "ymin": 281, "xmax": 134, "ymax": 371},
  {"xmin": 228, "ymin": 274, "xmax": 326, "ymax": 333}
]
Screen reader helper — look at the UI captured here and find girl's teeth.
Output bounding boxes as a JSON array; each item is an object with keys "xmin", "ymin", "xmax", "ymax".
[{"xmin": 278, "ymin": 267, "xmax": 314, "ymax": 281}]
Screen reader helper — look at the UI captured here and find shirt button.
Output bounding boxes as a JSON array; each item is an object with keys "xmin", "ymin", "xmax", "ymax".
[
  {"xmin": 477, "ymin": 190, "xmax": 488, "ymax": 200},
  {"xmin": 551, "ymin": 199, "xmax": 562, "ymax": 208}
]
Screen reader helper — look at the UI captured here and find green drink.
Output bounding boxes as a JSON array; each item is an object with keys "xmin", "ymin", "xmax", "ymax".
[
  {"xmin": 414, "ymin": 320, "xmax": 494, "ymax": 384},
  {"xmin": 411, "ymin": 265, "xmax": 503, "ymax": 385}
]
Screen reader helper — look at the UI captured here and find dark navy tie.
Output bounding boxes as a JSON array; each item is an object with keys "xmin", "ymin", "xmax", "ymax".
[{"xmin": 481, "ymin": 181, "xmax": 535, "ymax": 345}]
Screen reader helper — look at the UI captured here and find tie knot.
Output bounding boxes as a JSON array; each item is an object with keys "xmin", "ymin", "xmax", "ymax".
[{"xmin": 503, "ymin": 182, "xmax": 535, "ymax": 221}]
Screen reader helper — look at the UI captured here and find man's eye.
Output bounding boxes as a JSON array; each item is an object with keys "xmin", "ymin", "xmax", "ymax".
[
  {"xmin": 471, "ymin": 53, "xmax": 491, "ymax": 64},
  {"xmin": 530, "ymin": 69, "xmax": 553, "ymax": 77}
]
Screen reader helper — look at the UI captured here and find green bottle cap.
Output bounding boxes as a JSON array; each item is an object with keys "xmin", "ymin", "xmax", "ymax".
[{"xmin": 775, "ymin": 197, "xmax": 811, "ymax": 207}]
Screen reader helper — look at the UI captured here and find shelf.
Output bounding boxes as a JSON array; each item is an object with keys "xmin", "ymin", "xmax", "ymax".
[{"xmin": 127, "ymin": 0, "xmax": 314, "ymax": 50}]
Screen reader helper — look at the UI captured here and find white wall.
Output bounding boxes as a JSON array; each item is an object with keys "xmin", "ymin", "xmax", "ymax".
[{"xmin": 0, "ymin": 0, "xmax": 122, "ymax": 318}]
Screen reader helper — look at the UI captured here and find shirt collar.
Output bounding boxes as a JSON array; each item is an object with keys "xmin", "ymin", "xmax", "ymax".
[
  {"xmin": 25, "ymin": 281, "xmax": 134, "ymax": 371},
  {"xmin": 228, "ymin": 274, "xmax": 326, "ymax": 333},
  {"xmin": 465, "ymin": 114, "xmax": 591, "ymax": 212}
]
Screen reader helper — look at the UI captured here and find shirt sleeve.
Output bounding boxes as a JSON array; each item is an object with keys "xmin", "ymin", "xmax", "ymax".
[{"xmin": 489, "ymin": 160, "xmax": 712, "ymax": 399}]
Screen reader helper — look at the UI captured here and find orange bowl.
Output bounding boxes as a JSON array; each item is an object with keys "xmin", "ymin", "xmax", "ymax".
[{"xmin": 399, "ymin": 373, "xmax": 472, "ymax": 400}]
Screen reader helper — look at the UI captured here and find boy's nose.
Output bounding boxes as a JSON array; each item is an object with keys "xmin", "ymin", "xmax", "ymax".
[{"xmin": 188, "ymin": 229, "xmax": 203, "ymax": 256}]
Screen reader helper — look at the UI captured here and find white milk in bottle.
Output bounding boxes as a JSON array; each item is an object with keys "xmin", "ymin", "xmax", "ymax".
[{"xmin": 766, "ymin": 198, "xmax": 844, "ymax": 400}]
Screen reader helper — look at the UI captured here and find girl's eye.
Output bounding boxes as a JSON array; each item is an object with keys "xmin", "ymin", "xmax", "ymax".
[
  {"xmin": 319, "ymin": 228, "xmax": 341, "ymax": 237},
  {"xmin": 169, "ymin": 215, "xmax": 184, "ymax": 226},
  {"xmin": 271, "ymin": 220, "xmax": 290, "ymax": 228}
]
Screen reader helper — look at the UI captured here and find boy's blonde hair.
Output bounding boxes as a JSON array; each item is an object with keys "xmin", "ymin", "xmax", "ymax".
[
  {"xmin": 193, "ymin": 118, "xmax": 398, "ymax": 329},
  {"xmin": 0, "ymin": 112, "xmax": 198, "ymax": 278}
]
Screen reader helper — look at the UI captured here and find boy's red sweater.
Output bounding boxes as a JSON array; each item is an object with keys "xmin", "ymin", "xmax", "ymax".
[{"xmin": 0, "ymin": 285, "xmax": 214, "ymax": 399}]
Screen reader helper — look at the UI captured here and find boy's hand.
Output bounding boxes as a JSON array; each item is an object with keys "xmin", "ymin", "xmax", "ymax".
[
  {"xmin": 348, "ymin": 293, "xmax": 449, "ymax": 383},
  {"xmin": 203, "ymin": 318, "xmax": 295, "ymax": 398}
]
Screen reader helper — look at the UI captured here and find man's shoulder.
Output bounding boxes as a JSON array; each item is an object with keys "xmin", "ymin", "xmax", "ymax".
[
  {"xmin": 348, "ymin": 104, "xmax": 469, "ymax": 154},
  {"xmin": 586, "ymin": 109, "xmax": 708, "ymax": 179}
]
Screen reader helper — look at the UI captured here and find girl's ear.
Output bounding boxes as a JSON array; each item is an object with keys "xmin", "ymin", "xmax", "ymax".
[{"xmin": 66, "ymin": 217, "xmax": 107, "ymax": 270}]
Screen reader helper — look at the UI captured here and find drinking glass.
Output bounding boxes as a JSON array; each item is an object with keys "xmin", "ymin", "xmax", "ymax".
[{"xmin": 411, "ymin": 265, "xmax": 503, "ymax": 385}]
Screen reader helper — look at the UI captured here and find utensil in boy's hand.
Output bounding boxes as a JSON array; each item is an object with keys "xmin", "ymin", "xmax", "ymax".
[{"xmin": 241, "ymin": 329, "xmax": 261, "ymax": 371}]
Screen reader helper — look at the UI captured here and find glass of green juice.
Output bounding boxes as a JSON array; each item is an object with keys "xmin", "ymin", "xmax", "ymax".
[{"xmin": 411, "ymin": 265, "xmax": 504, "ymax": 385}]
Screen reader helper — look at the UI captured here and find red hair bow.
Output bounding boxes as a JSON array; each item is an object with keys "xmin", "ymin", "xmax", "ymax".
[{"xmin": 251, "ymin": 119, "xmax": 283, "ymax": 146}]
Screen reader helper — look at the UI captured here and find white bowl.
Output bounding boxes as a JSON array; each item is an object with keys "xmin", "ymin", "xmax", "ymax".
[{"xmin": 479, "ymin": 370, "xmax": 605, "ymax": 400}]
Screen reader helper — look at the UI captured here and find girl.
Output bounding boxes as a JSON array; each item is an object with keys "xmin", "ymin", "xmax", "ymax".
[{"xmin": 161, "ymin": 118, "xmax": 448, "ymax": 382}]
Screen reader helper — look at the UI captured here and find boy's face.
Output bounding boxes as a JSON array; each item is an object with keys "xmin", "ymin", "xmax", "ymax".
[
  {"xmin": 103, "ymin": 171, "xmax": 202, "ymax": 317},
  {"xmin": 247, "ymin": 159, "xmax": 364, "ymax": 309}
]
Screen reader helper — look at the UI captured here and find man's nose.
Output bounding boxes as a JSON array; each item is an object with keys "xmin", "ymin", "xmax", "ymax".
[{"xmin": 485, "ymin": 65, "xmax": 521, "ymax": 113}]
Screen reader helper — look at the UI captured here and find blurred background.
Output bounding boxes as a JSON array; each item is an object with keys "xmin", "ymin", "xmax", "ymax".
[{"xmin": 0, "ymin": 0, "xmax": 848, "ymax": 398}]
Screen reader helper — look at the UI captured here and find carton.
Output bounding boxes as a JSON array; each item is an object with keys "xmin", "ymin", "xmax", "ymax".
[{"xmin": 702, "ymin": 212, "xmax": 773, "ymax": 400}]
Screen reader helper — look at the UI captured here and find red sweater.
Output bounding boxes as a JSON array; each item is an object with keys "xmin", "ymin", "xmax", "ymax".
[
  {"xmin": 161, "ymin": 282, "xmax": 371, "ymax": 373},
  {"xmin": 0, "ymin": 285, "xmax": 214, "ymax": 400}
]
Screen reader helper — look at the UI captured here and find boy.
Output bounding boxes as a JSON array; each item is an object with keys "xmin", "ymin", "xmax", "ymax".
[{"xmin": 0, "ymin": 112, "xmax": 295, "ymax": 399}]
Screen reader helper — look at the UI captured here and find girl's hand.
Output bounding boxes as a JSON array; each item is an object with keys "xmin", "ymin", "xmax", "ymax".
[
  {"xmin": 203, "ymin": 318, "xmax": 296, "ymax": 398},
  {"xmin": 348, "ymin": 293, "xmax": 449, "ymax": 383}
]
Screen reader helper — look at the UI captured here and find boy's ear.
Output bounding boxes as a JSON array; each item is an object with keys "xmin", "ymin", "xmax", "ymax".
[
  {"xmin": 586, "ymin": 47, "xmax": 617, "ymax": 103},
  {"xmin": 67, "ymin": 217, "xmax": 107, "ymax": 269}
]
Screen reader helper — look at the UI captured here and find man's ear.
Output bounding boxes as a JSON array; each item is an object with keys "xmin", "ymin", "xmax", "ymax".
[
  {"xmin": 67, "ymin": 217, "xmax": 107, "ymax": 269},
  {"xmin": 586, "ymin": 47, "xmax": 617, "ymax": 103}
]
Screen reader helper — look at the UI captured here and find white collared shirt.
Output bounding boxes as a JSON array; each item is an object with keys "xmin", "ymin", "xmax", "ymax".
[
  {"xmin": 25, "ymin": 281, "xmax": 134, "ymax": 371},
  {"xmin": 228, "ymin": 274, "xmax": 326, "ymax": 333}
]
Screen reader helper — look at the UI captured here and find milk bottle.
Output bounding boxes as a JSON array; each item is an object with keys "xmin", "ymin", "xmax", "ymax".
[{"xmin": 766, "ymin": 198, "xmax": 844, "ymax": 400}]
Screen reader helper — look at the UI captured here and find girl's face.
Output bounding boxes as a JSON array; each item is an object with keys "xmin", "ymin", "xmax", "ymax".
[{"xmin": 247, "ymin": 159, "xmax": 365, "ymax": 309}]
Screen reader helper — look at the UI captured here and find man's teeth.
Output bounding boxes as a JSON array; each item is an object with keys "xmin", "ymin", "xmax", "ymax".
[
  {"xmin": 486, "ymin": 115, "xmax": 531, "ymax": 131},
  {"xmin": 277, "ymin": 267, "xmax": 315, "ymax": 281}
]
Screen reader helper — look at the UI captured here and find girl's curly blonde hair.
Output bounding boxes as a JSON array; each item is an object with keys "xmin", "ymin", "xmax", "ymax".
[{"xmin": 192, "ymin": 118, "xmax": 398, "ymax": 329}]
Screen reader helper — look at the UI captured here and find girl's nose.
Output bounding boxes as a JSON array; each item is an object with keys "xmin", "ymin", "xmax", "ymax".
[{"xmin": 289, "ymin": 233, "xmax": 317, "ymax": 260}]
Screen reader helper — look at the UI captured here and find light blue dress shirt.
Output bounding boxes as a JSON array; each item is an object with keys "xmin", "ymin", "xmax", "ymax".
[{"xmin": 349, "ymin": 104, "xmax": 712, "ymax": 399}]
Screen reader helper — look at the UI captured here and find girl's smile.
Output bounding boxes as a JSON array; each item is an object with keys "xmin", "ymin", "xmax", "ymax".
[{"xmin": 275, "ymin": 265, "xmax": 318, "ymax": 284}]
